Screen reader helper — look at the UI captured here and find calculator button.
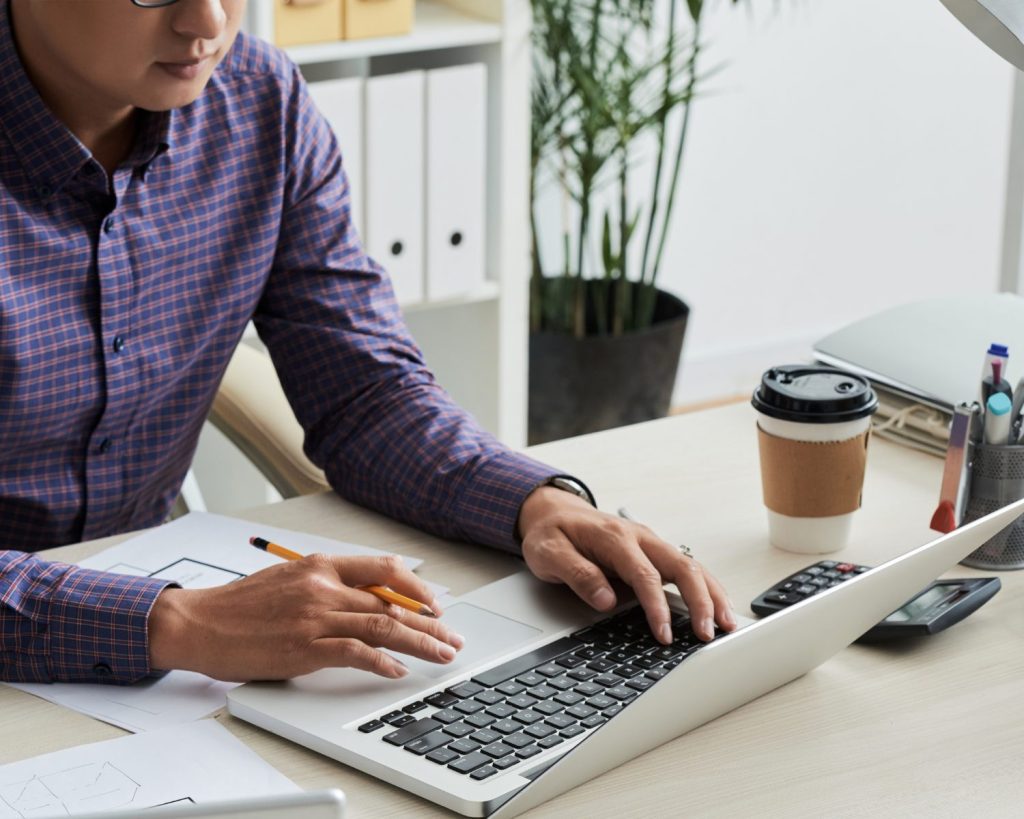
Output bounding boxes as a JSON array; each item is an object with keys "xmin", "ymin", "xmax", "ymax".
[
  {"xmin": 854, "ymin": 565, "xmax": 870, "ymax": 573},
  {"xmin": 818, "ymin": 561, "xmax": 837, "ymax": 569},
  {"xmin": 764, "ymin": 592, "xmax": 799, "ymax": 606},
  {"xmin": 836, "ymin": 563, "xmax": 855, "ymax": 573},
  {"xmin": 780, "ymin": 581, "xmax": 798, "ymax": 591},
  {"xmin": 822, "ymin": 570, "xmax": 841, "ymax": 579},
  {"xmin": 792, "ymin": 573, "xmax": 811, "ymax": 583},
  {"xmin": 809, "ymin": 577, "xmax": 829, "ymax": 588},
  {"xmin": 796, "ymin": 584, "xmax": 817, "ymax": 595},
  {"xmin": 805, "ymin": 566, "xmax": 825, "ymax": 576},
  {"xmin": 827, "ymin": 580, "xmax": 841, "ymax": 587}
]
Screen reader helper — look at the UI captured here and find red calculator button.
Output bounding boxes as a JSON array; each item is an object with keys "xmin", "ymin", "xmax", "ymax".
[{"xmin": 836, "ymin": 563, "xmax": 855, "ymax": 573}]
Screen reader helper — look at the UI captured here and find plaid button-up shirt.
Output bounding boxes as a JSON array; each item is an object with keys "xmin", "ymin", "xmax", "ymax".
[{"xmin": 0, "ymin": 5, "xmax": 556, "ymax": 684}]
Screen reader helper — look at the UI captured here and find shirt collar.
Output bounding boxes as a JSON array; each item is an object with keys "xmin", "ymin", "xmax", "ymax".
[{"xmin": 0, "ymin": 0, "xmax": 172, "ymax": 202}]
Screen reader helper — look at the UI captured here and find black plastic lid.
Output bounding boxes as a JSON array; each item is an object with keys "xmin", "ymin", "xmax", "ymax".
[{"xmin": 751, "ymin": 365, "xmax": 878, "ymax": 424}]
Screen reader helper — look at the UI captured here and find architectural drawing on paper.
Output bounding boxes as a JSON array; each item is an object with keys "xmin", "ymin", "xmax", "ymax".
[{"xmin": 0, "ymin": 761, "xmax": 140, "ymax": 817}]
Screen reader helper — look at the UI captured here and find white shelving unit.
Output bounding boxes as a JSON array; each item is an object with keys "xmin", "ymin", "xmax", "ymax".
[{"xmin": 243, "ymin": 0, "xmax": 530, "ymax": 446}]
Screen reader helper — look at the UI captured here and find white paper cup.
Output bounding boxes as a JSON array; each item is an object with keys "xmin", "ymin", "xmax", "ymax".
[
  {"xmin": 756, "ymin": 413, "xmax": 872, "ymax": 553},
  {"xmin": 752, "ymin": 366, "xmax": 878, "ymax": 555}
]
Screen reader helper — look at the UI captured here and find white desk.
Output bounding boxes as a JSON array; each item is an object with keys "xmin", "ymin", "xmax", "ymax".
[{"xmin": 2, "ymin": 403, "xmax": 1022, "ymax": 817}]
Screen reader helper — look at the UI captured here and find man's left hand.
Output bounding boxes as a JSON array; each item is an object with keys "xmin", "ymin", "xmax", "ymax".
[{"xmin": 517, "ymin": 486, "xmax": 737, "ymax": 644}]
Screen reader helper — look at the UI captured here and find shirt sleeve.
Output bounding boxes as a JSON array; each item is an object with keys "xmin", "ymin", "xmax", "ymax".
[
  {"xmin": 253, "ymin": 63, "xmax": 560, "ymax": 555},
  {"xmin": 1, "ymin": 551, "xmax": 174, "ymax": 684}
]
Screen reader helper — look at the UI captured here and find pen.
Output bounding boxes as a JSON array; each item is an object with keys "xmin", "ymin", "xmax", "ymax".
[
  {"xmin": 985, "ymin": 393, "xmax": 1012, "ymax": 445},
  {"xmin": 1011, "ymin": 376, "xmax": 1024, "ymax": 440},
  {"xmin": 249, "ymin": 536, "xmax": 437, "ymax": 617},
  {"xmin": 930, "ymin": 402, "xmax": 976, "ymax": 533}
]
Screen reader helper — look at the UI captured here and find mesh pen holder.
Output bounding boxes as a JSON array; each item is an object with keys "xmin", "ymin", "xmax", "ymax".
[{"xmin": 961, "ymin": 442, "xmax": 1024, "ymax": 570}]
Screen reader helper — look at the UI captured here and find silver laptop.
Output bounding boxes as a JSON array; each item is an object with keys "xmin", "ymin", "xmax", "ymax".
[{"xmin": 227, "ymin": 499, "xmax": 1024, "ymax": 818}]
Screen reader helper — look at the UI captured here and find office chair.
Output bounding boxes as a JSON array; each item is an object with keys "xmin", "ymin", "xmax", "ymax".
[{"xmin": 207, "ymin": 342, "xmax": 330, "ymax": 500}]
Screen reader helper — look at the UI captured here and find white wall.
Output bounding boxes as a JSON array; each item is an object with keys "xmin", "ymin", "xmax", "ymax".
[{"xmin": 534, "ymin": 0, "xmax": 1017, "ymax": 404}]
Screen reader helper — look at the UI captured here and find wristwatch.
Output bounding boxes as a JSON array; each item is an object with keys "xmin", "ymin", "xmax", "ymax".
[{"xmin": 545, "ymin": 475, "xmax": 597, "ymax": 507}]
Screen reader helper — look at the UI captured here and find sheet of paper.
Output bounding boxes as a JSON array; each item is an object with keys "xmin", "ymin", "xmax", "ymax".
[
  {"xmin": 9, "ymin": 512, "xmax": 438, "ymax": 732},
  {"xmin": 0, "ymin": 720, "xmax": 298, "ymax": 818}
]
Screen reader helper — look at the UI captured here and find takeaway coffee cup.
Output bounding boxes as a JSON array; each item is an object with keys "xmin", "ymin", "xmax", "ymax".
[{"xmin": 751, "ymin": 366, "xmax": 879, "ymax": 554}]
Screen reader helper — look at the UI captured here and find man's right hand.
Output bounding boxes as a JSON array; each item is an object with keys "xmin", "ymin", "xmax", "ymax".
[{"xmin": 147, "ymin": 554, "xmax": 463, "ymax": 682}]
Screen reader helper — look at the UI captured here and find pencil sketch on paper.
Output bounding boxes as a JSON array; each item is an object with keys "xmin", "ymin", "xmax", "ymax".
[{"xmin": 0, "ymin": 761, "xmax": 142, "ymax": 817}]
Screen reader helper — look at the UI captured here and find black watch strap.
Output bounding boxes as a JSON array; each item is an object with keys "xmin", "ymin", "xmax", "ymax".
[{"xmin": 546, "ymin": 475, "xmax": 597, "ymax": 508}]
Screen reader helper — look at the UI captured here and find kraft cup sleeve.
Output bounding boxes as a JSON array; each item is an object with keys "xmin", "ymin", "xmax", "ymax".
[{"xmin": 756, "ymin": 426, "xmax": 871, "ymax": 518}]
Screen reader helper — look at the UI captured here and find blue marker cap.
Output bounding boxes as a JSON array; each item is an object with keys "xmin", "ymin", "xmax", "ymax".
[
  {"xmin": 988, "ymin": 343, "xmax": 1009, "ymax": 357},
  {"xmin": 987, "ymin": 392, "xmax": 1012, "ymax": 416}
]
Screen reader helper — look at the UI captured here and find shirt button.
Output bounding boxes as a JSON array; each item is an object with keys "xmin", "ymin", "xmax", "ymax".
[
  {"xmin": 93, "ymin": 662, "xmax": 113, "ymax": 677},
  {"xmin": 104, "ymin": 216, "xmax": 116, "ymax": 234},
  {"xmin": 99, "ymin": 438, "xmax": 112, "ymax": 454},
  {"xmin": 112, "ymin": 335, "xmax": 126, "ymax": 353}
]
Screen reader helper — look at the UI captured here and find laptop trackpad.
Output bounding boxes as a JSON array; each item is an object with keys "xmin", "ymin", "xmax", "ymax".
[{"xmin": 389, "ymin": 603, "xmax": 542, "ymax": 681}]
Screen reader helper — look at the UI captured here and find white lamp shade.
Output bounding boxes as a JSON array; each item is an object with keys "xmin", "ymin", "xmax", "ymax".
[{"xmin": 939, "ymin": 0, "xmax": 1024, "ymax": 70}]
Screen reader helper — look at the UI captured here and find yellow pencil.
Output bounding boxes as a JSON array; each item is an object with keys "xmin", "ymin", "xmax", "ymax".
[{"xmin": 249, "ymin": 536, "xmax": 436, "ymax": 617}]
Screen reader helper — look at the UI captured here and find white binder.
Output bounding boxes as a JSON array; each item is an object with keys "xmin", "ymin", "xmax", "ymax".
[
  {"xmin": 306, "ymin": 77, "xmax": 365, "ymax": 237},
  {"xmin": 364, "ymin": 70, "xmax": 425, "ymax": 305},
  {"xmin": 425, "ymin": 64, "xmax": 488, "ymax": 301}
]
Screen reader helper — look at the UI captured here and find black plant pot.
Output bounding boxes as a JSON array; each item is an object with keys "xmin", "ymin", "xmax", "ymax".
[{"xmin": 528, "ymin": 284, "xmax": 690, "ymax": 445}]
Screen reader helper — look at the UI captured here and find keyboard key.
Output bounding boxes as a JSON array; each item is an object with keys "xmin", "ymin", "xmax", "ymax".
[
  {"xmin": 605, "ymin": 649, "xmax": 634, "ymax": 664},
  {"xmin": 645, "ymin": 668, "xmax": 668, "ymax": 681},
  {"xmin": 507, "ymin": 694, "xmax": 538, "ymax": 710},
  {"xmin": 491, "ymin": 719, "xmax": 520, "ymax": 734},
  {"xmin": 528, "ymin": 684, "xmax": 558, "ymax": 700},
  {"xmin": 464, "ymin": 713, "xmax": 496, "ymax": 728},
  {"xmin": 474, "ymin": 690, "xmax": 504, "ymax": 706},
  {"xmin": 561, "ymin": 724, "xmax": 586, "ymax": 738},
  {"xmin": 516, "ymin": 745, "xmax": 542, "ymax": 759},
  {"xmin": 381, "ymin": 710, "xmax": 408, "ymax": 725},
  {"xmin": 496, "ymin": 681, "xmax": 526, "ymax": 697},
  {"xmin": 565, "ymin": 704, "xmax": 596, "ymax": 720},
  {"xmin": 533, "ymin": 700, "xmax": 563, "ymax": 716},
  {"xmin": 536, "ymin": 664, "xmax": 562, "ymax": 678},
  {"xmin": 482, "ymin": 742, "xmax": 514, "ymax": 759},
  {"xmin": 426, "ymin": 748, "xmax": 459, "ymax": 765},
  {"xmin": 631, "ymin": 657, "xmax": 658, "ymax": 670},
  {"xmin": 447, "ymin": 739, "xmax": 479, "ymax": 754},
  {"xmin": 404, "ymin": 731, "xmax": 451, "ymax": 756},
  {"xmin": 553, "ymin": 691, "xmax": 584, "ymax": 706},
  {"xmin": 494, "ymin": 755, "xmax": 520, "ymax": 770},
  {"xmin": 448, "ymin": 681, "xmax": 486, "ymax": 699},
  {"xmin": 443, "ymin": 722, "xmax": 475, "ymax": 738},
  {"xmin": 485, "ymin": 704, "xmax": 517, "ymax": 719},
  {"xmin": 567, "ymin": 668, "xmax": 598, "ymax": 682},
  {"xmin": 512, "ymin": 710, "xmax": 543, "ymax": 725},
  {"xmin": 357, "ymin": 719, "xmax": 385, "ymax": 733},
  {"xmin": 468, "ymin": 729, "xmax": 499, "ymax": 744},
  {"xmin": 574, "ymin": 681, "xmax": 603, "ymax": 696},
  {"xmin": 538, "ymin": 735, "xmax": 564, "ymax": 749},
  {"xmin": 626, "ymin": 677, "xmax": 655, "ymax": 692},
  {"xmin": 614, "ymin": 666, "xmax": 644, "ymax": 679},
  {"xmin": 471, "ymin": 766, "xmax": 498, "ymax": 781},
  {"xmin": 424, "ymin": 691, "xmax": 459, "ymax": 709},
  {"xmin": 593, "ymin": 674, "xmax": 621, "ymax": 687},
  {"xmin": 556, "ymin": 655, "xmax": 585, "ymax": 668},
  {"xmin": 604, "ymin": 705, "xmax": 623, "ymax": 718},
  {"xmin": 581, "ymin": 714, "xmax": 607, "ymax": 729},
  {"xmin": 454, "ymin": 700, "xmax": 485, "ymax": 715},
  {"xmin": 587, "ymin": 659, "xmax": 616, "ymax": 672},
  {"xmin": 402, "ymin": 701, "xmax": 428, "ymax": 714},
  {"xmin": 524, "ymin": 723, "xmax": 556, "ymax": 739},
  {"xmin": 449, "ymin": 752, "xmax": 491, "ymax": 774},
  {"xmin": 383, "ymin": 718, "xmax": 442, "ymax": 747},
  {"xmin": 544, "ymin": 714, "xmax": 576, "ymax": 730},
  {"xmin": 504, "ymin": 733, "xmax": 534, "ymax": 749},
  {"xmin": 515, "ymin": 672, "xmax": 545, "ymax": 687},
  {"xmin": 472, "ymin": 637, "xmax": 582, "ymax": 687},
  {"xmin": 547, "ymin": 676, "xmax": 577, "ymax": 691},
  {"xmin": 574, "ymin": 647, "xmax": 601, "ymax": 660},
  {"xmin": 432, "ymin": 708, "xmax": 461, "ymax": 724}
]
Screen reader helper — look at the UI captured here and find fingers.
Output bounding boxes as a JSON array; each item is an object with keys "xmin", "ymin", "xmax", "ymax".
[
  {"xmin": 326, "ymin": 554, "xmax": 442, "ymax": 616},
  {"xmin": 309, "ymin": 637, "xmax": 410, "ymax": 679},
  {"xmin": 321, "ymin": 609, "xmax": 460, "ymax": 665},
  {"xmin": 642, "ymin": 536, "xmax": 736, "ymax": 641},
  {"xmin": 522, "ymin": 531, "xmax": 618, "ymax": 612}
]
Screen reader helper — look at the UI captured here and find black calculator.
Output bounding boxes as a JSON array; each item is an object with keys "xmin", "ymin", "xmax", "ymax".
[{"xmin": 751, "ymin": 560, "xmax": 1001, "ymax": 643}]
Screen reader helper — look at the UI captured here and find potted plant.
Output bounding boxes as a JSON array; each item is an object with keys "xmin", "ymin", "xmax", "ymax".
[{"xmin": 528, "ymin": 0, "xmax": 739, "ymax": 444}]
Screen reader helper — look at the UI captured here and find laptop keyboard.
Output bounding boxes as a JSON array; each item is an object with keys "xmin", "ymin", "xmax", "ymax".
[{"xmin": 356, "ymin": 605, "xmax": 720, "ymax": 782}]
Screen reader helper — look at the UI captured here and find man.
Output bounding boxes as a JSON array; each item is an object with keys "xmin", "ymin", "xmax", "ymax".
[{"xmin": 0, "ymin": 0, "xmax": 735, "ymax": 685}]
